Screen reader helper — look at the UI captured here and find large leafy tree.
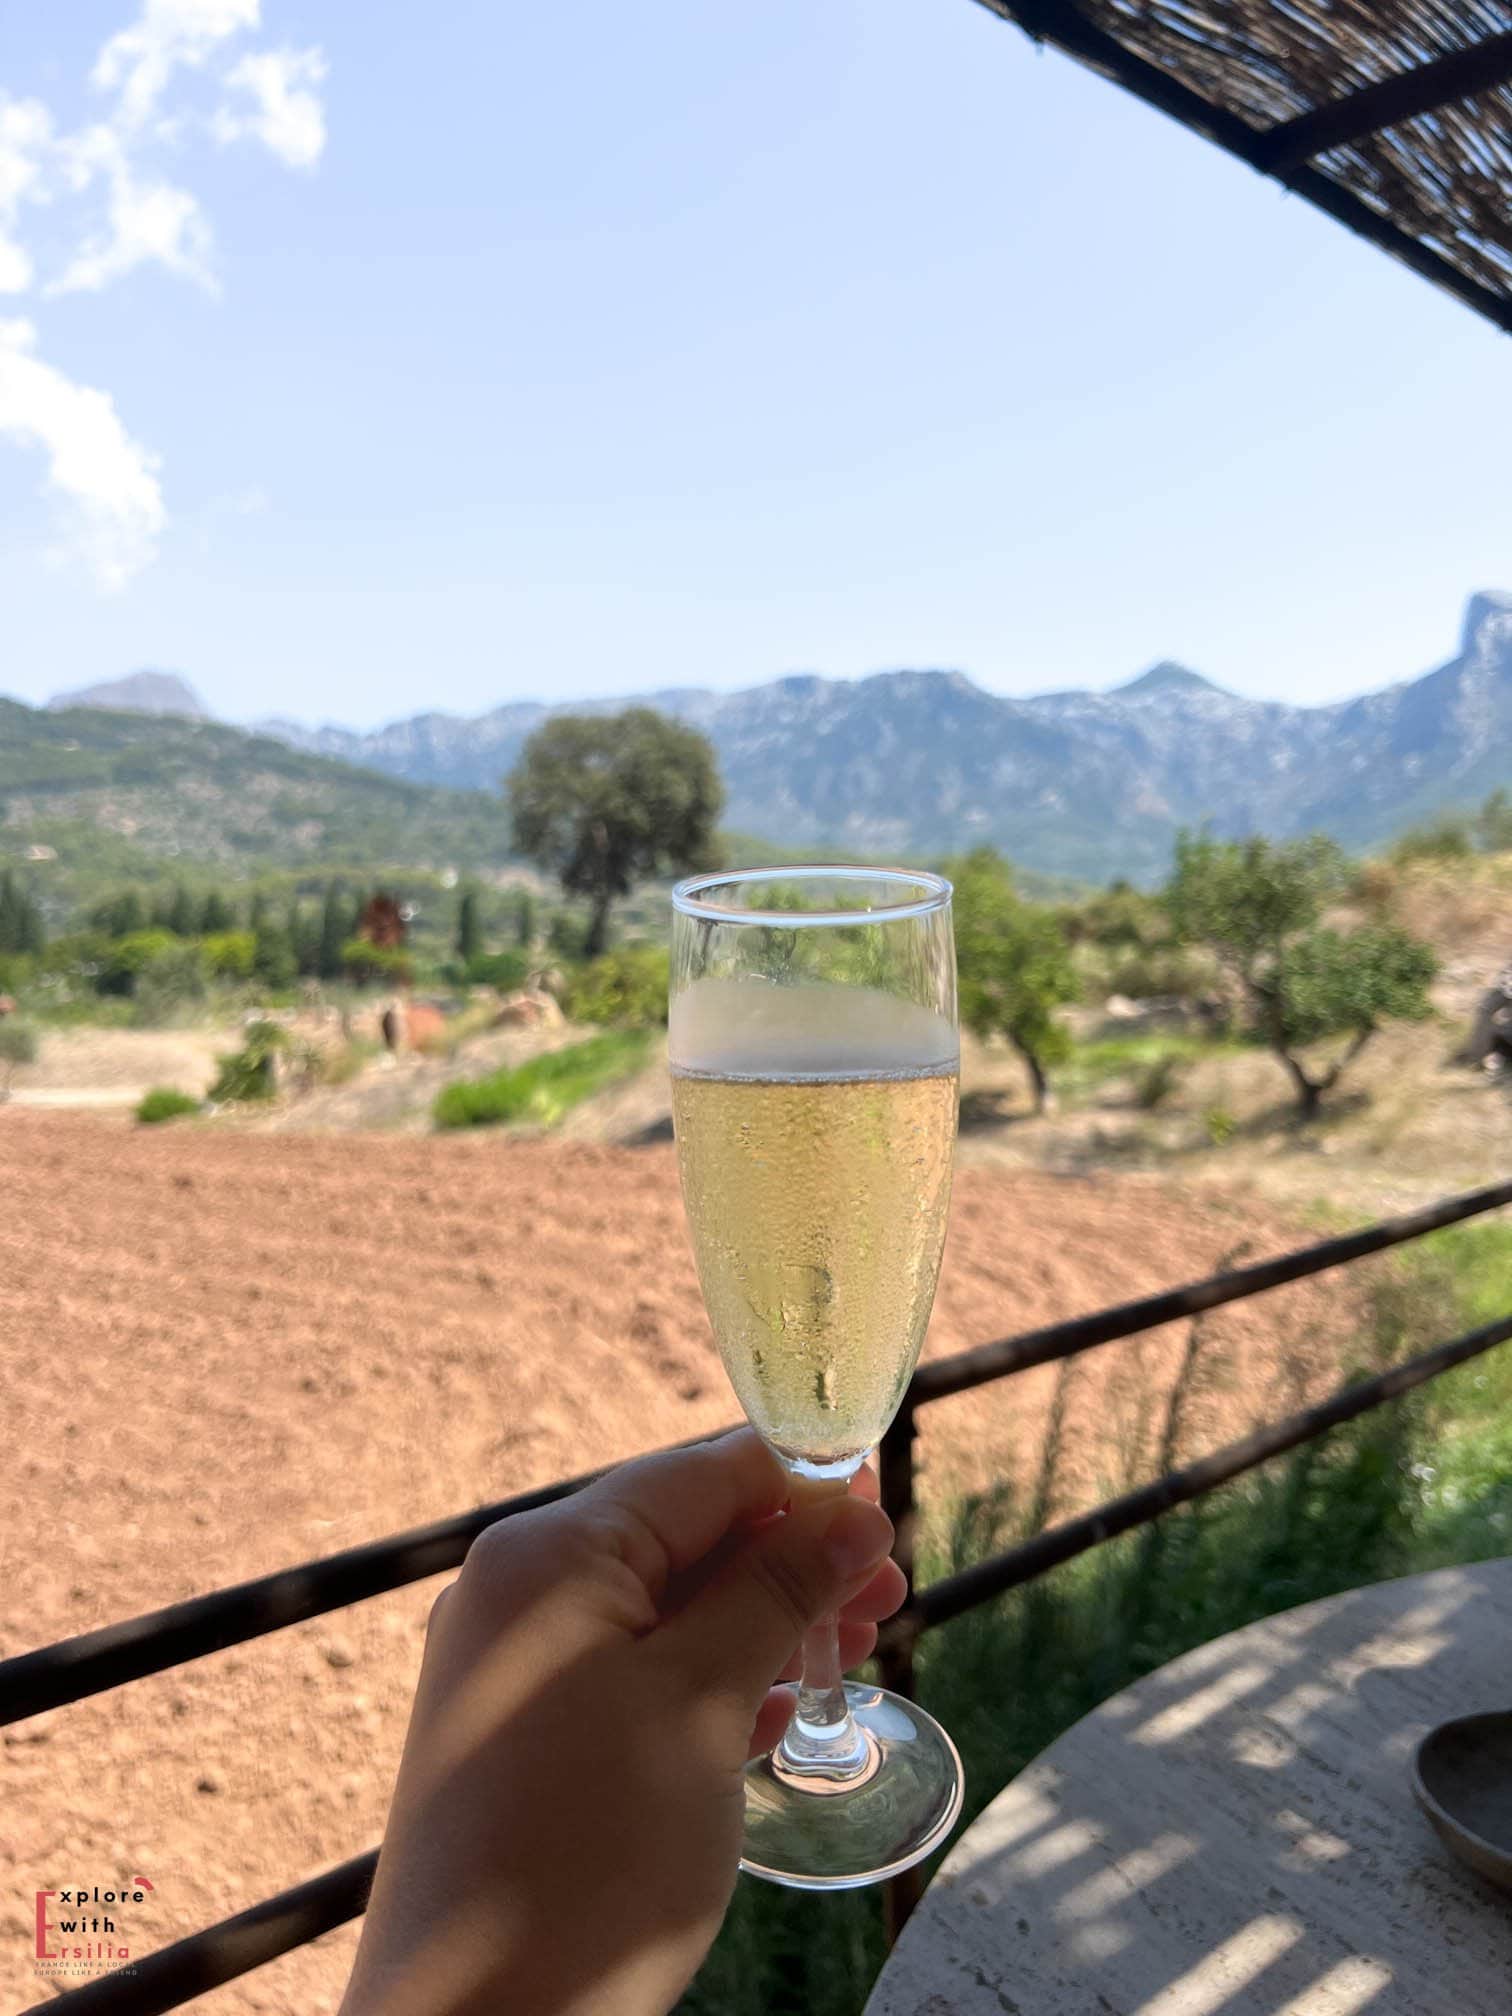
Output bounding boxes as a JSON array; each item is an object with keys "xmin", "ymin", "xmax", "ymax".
[
  {"xmin": 1166, "ymin": 831, "xmax": 1437, "ymax": 1115},
  {"xmin": 508, "ymin": 709, "xmax": 723, "ymax": 957},
  {"xmin": 949, "ymin": 847, "xmax": 1077, "ymax": 1114}
]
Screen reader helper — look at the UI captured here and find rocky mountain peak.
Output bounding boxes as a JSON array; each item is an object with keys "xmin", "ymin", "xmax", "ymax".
[
  {"xmin": 48, "ymin": 670, "xmax": 209, "ymax": 720},
  {"xmin": 1113, "ymin": 661, "xmax": 1224, "ymax": 700},
  {"xmin": 1461, "ymin": 590, "xmax": 1512, "ymax": 660}
]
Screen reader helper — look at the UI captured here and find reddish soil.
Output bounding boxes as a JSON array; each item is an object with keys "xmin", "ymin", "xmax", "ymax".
[{"xmin": 0, "ymin": 1114, "xmax": 1366, "ymax": 2012}]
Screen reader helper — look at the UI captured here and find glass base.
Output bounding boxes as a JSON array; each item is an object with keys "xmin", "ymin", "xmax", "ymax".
[{"xmin": 740, "ymin": 1682, "xmax": 964, "ymax": 1890}]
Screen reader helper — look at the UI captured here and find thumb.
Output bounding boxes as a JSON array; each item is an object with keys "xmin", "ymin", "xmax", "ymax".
[{"xmin": 657, "ymin": 1493, "xmax": 894, "ymax": 1714}]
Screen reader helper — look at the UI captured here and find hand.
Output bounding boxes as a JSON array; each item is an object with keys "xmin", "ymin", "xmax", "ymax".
[{"xmin": 339, "ymin": 1431, "xmax": 902, "ymax": 2016}]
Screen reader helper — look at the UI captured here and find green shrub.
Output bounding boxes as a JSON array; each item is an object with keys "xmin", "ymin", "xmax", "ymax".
[
  {"xmin": 0, "ymin": 1017, "xmax": 38, "ymax": 1097},
  {"xmin": 462, "ymin": 948, "xmax": 530, "ymax": 991},
  {"xmin": 1203, "ymin": 1103, "xmax": 1236, "ymax": 1145},
  {"xmin": 136, "ymin": 1086, "xmax": 201, "ymax": 1124},
  {"xmin": 547, "ymin": 910, "xmax": 592, "ymax": 961},
  {"xmin": 434, "ymin": 1029, "xmax": 650, "ymax": 1130},
  {"xmin": 1103, "ymin": 942, "xmax": 1217, "ymax": 1001},
  {"xmin": 96, "ymin": 928, "xmax": 184, "ymax": 997},
  {"xmin": 561, "ymin": 946, "xmax": 671, "ymax": 1028},
  {"xmin": 0, "ymin": 950, "xmax": 35, "ymax": 995},
  {"xmin": 202, "ymin": 930, "xmax": 257, "ymax": 980},
  {"xmin": 85, "ymin": 930, "xmax": 208, "ymax": 1019},
  {"xmin": 37, "ymin": 930, "xmax": 109, "ymax": 987},
  {"xmin": 208, "ymin": 1019, "xmax": 287, "ymax": 1103},
  {"xmin": 1390, "ymin": 816, "xmax": 1475, "ymax": 864},
  {"xmin": 341, "ymin": 937, "xmax": 414, "ymax": 987},
  {"xmin": 120, "ymin": 937, "xmax": 208, "ymax": 1024},
  {"xmin": 1064, "ymin": 880, "xmax": 1168, "ymax": 950}
]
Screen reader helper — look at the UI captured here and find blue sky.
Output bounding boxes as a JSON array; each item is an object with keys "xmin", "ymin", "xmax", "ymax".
[{"xmin": 1, "ymin": 0, "xmax": 1508, "ymax": 728}]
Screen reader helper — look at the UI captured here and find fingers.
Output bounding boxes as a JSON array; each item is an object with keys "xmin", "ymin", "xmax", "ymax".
[
  {"xmin": 764, "ymin": 1559, "xmax": 903, "ymax": 1679},
  {"xmin": 579, "ymin": 1430, "xmax": 789, "ymax": 1600},
  {"xmin": 773, "ymin": 1618, "xmax": 877, "ymax": 1684},
  {"xmin": 838, "ymin": 1556, "xmax": 907, "ymax": 1626},
  {"xmin": 850, "ymin": 1462, "xmax": 880, "ymax": 1506},
  {"xmin": 743, "ymin": 1458, "xmax": 879, "ymax": 1527},
  {"xmin": 578, "ymin": 1438, "xmax": 885, "ymax": 1610},
  {"xmin": 655, "ymin": 1494, "xmax": 894, "ymax": 1715},
  {"xmin": 749, "ymin": 1688, "xmax": 798, "ymax": 1761}
]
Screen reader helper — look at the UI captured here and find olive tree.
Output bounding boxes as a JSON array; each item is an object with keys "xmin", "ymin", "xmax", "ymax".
[
  {"xmin": 950, "ymin": 848, "xmax": 1077, "ymax": 1114},
  {"xmin": 508, "ymin": 709, "xmax": 723, "ymax": 957},
  {"xmin": 1166, "ymin": 832, "xmax": 1437, "ymax": 1115}
]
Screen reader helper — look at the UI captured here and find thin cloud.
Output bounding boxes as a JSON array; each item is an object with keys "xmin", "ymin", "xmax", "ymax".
[
  {"xmin": 214, "ymin": 48, "xmax": 327, "ymax": 169},
  {"xmin": 53, "ymin": 125, "xmax": 217, "ymax": 294},
  {"xmin": 0, "ymin": 318, "xmax": 165, "ymax": 590},
  {"xmin": 92, "ymin": 0, "xmax": 261, "ymax": 135},
  {"xmin": 0, "ymin": 99, "xmax": 52, "ymax": 295},
  {"xmin": 0, "ymin": 1, "xmax": 326, "ymax": 585}
]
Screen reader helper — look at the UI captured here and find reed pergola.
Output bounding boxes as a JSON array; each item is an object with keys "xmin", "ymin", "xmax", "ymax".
[{"xmin": 972, "ymin": 0, "xmax": 1512, "ymax": 333}]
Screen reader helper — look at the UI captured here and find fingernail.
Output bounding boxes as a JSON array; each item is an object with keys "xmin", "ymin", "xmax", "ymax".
[{"xmin": 822, "ymin": 1499, "xmax": 892, "ymax": 1579}]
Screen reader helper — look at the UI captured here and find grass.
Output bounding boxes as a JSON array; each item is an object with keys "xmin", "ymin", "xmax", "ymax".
[
  {"xmin": 27, "ymin": 995, "xmax": 139, "ymax": 1030},
  {"xmin": 1060, "ymin": 1030, "xmax": 1245, "ymax": 1094},
  {"xmin": 135, "ymin": 1086, "xmax": 201, "ymax": 1124},
  {"xmin": 678, "ymin": 1221, "xmax": 1512, "ymax": 2016},
  {"xmin": 432, "ymin": 1029, "xmax": 651, "ymax": 1130}
]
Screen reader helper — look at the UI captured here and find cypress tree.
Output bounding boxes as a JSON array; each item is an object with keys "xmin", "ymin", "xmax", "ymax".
[
  {"xmin": 318, "ymin": 883, "xmax": 347, "ymax": 980},
  {"xmin": 0, "ymin": 872, "xmax": 19, "ymax": 954},
  {"xmin": 20, "ymin": 885, "xmax": 44, "ymax": 955},
  {"xmin": 90, "ymin": 889, "xmax": 146, "ymax": 939},
  {"xmin": 289, "ymin": 900, "xmax": 321, "ymax": 976},
  {"xmin": 201, "ymin": 891, "xmax": 236, "ymax": 934},
  {"xmin": 167, "ymin": 885, "xmax": 197, "ymax": 937}
]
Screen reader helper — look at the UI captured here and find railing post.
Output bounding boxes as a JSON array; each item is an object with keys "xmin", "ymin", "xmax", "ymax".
[
  {"xmin": 878, "ymin": 1393, "xmax": 927, "ymax": 1943},
  {"xmin": 877, "ymin": 1393, "xmax": 919, "ymax": 1702}
]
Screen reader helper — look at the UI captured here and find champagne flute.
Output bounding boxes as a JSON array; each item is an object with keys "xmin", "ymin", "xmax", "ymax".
[{"xmin": 669, "ymin": 865, "xmax": 963, "ymax": 1889}]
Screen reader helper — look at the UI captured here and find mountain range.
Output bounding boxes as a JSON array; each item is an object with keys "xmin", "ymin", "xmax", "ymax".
[
  {"xmin": 30, "ymin": 590, "xmax": 1512, "ymax": 884},
  {"xmin": 0, "ymin": 696, "xmax": 511, "ymax": 896}
]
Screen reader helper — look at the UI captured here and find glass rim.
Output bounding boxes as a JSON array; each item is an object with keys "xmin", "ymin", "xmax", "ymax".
[{"xmin": 671, "ymin": 863, "xmax": 953, "ymax": 928}]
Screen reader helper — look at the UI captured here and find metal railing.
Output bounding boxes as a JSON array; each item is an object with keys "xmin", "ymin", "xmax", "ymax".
[{"xmin": 8, "ymin": 1176, "xmax": 1512, "ymax": 2013}]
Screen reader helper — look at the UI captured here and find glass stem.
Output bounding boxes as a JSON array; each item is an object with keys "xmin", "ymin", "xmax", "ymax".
[
  {"xmin": 776, "ymin": 1473, "xmax": 871, "ymax": 1778},
  {"xmin": 778, "ymin": 1608, "xmax": 870, "ymax": 1774}
]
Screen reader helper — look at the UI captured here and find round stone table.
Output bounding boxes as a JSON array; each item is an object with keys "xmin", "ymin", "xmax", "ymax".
[{"xmin": 865, "ymin": 1560, "xmax": 1512, "ymax": 2015}]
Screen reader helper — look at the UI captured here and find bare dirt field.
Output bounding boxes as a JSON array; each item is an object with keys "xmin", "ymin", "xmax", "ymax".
[
  {"xmin": 6, "ymin": 1024, "xmax": 239, "ymax": 1109},
  {"xmin": 2, "ymin": 1112, "xmax": 1368, "ymax": 2012}
]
